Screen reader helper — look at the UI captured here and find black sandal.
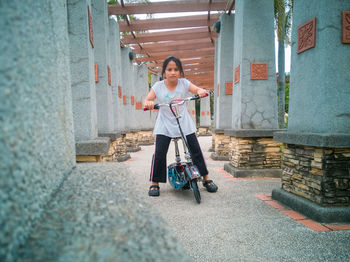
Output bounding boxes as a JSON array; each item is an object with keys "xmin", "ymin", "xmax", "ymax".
[
  {"xmin": 148, "ymin": 185, "xmax": 160, "ymax": 196},
  {"xmin": 203, "ymin": 180, "xmax": 218, "ymax": 193}
]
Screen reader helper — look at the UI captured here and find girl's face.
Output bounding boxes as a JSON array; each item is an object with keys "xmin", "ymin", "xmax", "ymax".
[{"xmin": 164, "ymin": 61, "xmax": 180, "ymax": 81}]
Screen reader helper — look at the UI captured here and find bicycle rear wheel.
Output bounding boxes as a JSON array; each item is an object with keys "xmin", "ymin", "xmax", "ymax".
[{"xmin": 190, "ymin": 180, "xmax": 201, "ymax": 204}]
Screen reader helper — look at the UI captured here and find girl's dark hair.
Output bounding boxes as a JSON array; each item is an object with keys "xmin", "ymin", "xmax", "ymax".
[{"xmin": 161, "ymin": 56, "xmax": 185, "ymax": 78}]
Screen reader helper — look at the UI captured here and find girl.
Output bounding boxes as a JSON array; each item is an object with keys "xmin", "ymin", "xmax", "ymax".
[{"xmin": 144, "ymin": 56, "xmax": 218, "ymax": 197}]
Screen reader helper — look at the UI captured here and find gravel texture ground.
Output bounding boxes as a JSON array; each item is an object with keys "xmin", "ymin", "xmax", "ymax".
[{"xmin": 17, "ymin": 136, "xmax": 350, "ymax": 262}]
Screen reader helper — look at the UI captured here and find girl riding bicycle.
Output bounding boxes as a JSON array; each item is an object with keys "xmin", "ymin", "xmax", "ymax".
[{"xmin": 143, "ymin": 56, "xmax": 218, "ymax": 197}]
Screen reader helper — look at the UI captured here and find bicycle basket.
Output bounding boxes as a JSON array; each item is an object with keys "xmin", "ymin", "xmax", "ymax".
[{"xmin": 168, "ymin": 163, "xmax": 187, "ymax": 189}]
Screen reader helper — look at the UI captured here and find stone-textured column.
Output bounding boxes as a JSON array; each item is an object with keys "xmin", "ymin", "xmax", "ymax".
[
  {"xmin": 223, "ymin": 0, "xmax": 282, "ymax": 177},
  {"xmin": 91, "ymin": 0, "xmax": 115, "ymax": 136},
  {"xmin": 149, "ymin": 73, "xmax": 159, "ymax": 128},
  {"xmin": 67, "ymin": 0, "xmax": 110, "ymax": 162},
  {"xmin": 121, "ymin": 47, "xmax": 140, "ymax": 152},
  {"xmin": 135, "ymin": 64, "xmax": 154, "ymax": 145},
  {"xmin": 103, "ymin": 17, "xmax": 129, "ymax": 162},
  {"xmin": 215, "ymin": 13, "xmax": 235, "ymax": 130},
  {"xmin": 212, "ymin": 40, "xmax": 219, "ymax": 152},
  {"xmin": 198, "ymin": 96, "xmax": 211, "ymax": 136},
  {"xmin": 273, "ymin": 0, "xmax": 350, "ymax": 223},
  {"xmin": 0, "ymin": 1, "xmax": 75, "ymax": 258},
  {"xmin": 212, "ymin": 14, "xmax": 235, "ymax": 160}
]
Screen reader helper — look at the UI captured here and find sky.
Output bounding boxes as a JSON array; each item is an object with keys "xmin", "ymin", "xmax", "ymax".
[{"xmin": 132, "ymin": 0, "xmax": 291, "ymax": 72}]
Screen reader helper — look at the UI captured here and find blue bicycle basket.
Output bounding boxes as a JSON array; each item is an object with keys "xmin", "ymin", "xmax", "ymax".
[{"xmin": 168, "ymin": 163, "xmax": 187, "ymax": 189}]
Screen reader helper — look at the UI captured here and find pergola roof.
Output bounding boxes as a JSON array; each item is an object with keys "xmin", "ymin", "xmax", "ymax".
[{"xmin": 108, "ymin": 0, "xmax": 235, "ymax": 90}]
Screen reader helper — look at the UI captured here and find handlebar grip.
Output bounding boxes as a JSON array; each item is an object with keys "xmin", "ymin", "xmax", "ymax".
[{"xmin": 143, "ymin": 104, "xmax": 159, "ymax": 111}]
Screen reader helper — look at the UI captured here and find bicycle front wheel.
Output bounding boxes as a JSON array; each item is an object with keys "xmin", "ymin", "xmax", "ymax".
[{"xmin": 190, "ymin": 180, "xmax": 201, "ymax": 204}]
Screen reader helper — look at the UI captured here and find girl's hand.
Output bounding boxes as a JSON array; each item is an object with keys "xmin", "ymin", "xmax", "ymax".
[
  {"xmin": 144, "ymin": 100, "xmax": 154, "ymax": 110},
  {"xmin": 197, "ymin": 88, "xmax": 208, "ymax": 98}
]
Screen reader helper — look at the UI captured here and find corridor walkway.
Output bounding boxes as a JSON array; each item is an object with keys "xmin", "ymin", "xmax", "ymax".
[{"xmin": 123, "ymin": 136, "xmax": 350, "ymax": 262}]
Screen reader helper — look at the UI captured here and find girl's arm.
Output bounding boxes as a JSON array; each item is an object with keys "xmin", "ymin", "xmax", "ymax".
[
  {"xmin": 188, "ymin": 82, "xmax": 208, "ymax": 97},
  {"xmin": 143, "ymin": 88, "xmax": 156, "ymax": 110}
]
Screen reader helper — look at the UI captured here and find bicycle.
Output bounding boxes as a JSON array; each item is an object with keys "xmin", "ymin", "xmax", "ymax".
[{"xmin": 144, "ymin": 93, "xmax": 209, "ymax": 204}]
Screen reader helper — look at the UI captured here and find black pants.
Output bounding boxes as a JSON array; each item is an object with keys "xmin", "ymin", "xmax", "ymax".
[{"xmin": 149, "ymin": 133, "xmax": 208, "ymax": 183}]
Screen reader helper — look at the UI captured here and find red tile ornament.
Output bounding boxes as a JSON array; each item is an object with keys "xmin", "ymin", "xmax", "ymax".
[
  {"xmin": 123, "ymin": 96, "xmax": 126, "ymax": 105},
  {"xmin": 107, "ymin": 66, "xmax": 111, "ymax": 86},
  {"xmin": 94, "ymin": 63, "xmax": 98, "ymax": 83},
  {"xmin": 297, "ymin": 17, "xmax": 316, "ymax": 54},
  {"xmin": 225, "ymin": 82, "xmax": 233, "ymax": 95},
  {"xmin": 88, "ymin": 6, "xmax": 94, "ymax": 48},
  {"xmin": 118, "ymin": 85, "xmax": 122, "ymax": 98},
  {"xmin": 201, "ymin": 111, "xmax": 205, "ymax": 116},
  {"xmin": 234, "ymin": 65, "xmax": 240, "ymax": 84},
  {"xmin": 136, "ymin": 102, "xmax": 142, "ymax": 110},
  {"xmin": 207, "ymin": 111, "xmax": 210, "ymax": 115},
  {"xmin": 342, "ymin": 11, "xmax": 350, "ymax": 44},
  {"xmin": 131, "ymin": 96, "xmax": 135, "ymax": 105},
  {"xmin": 250, "ymin": 63, "xmax": 268, "ymax": 80}
]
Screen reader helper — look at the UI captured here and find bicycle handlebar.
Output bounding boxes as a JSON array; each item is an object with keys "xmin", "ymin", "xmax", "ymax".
[{"xmin": 143, "ymin": 93, "xmax": 209, "ymax": 111}]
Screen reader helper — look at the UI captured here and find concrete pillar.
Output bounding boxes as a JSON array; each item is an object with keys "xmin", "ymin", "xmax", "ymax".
[
  {"xmin": 0, "ymin": 1, "xmax": 75, "ymax": 259},
  {"xmin": 150, "ymin": 73, "xmax": 160, "ymax": 128},
  {"xmin": 273, "ymin": 0, "xmax": 350, "ymax": 223},
  {"xmin": 135, "ymin": 64, "xmax": 154, "ymax": 145},
  {"xmin": 215, "ymin": 14, "xmax": 235, "ymax": 130},
  {"xmin": 106, "ymin": 17, "xmax": 130, "ymax": 162},
  {"xmin": 213, "ymin": 40, "xmax": 219, "ymax": 130},
  {"xmin": 212, "ymin": 40, "xmax": 219, "ymax": 152},
  {"xmin": 121, "ymin": 47, "xmax": 140, "ymax": 152},
  {"xmin": 224, "ymin": 0, "xmax": 282, "ymax": 176},
  {"xmin": 212, "ymin": 14, "xmax": 235, "ymax": 159},
  {"xmin": 198, "ymin": 96, "xmax": 211, "ymax": 136},
  {"xmin": 91, "ymin": 0, "xmax": 114, "ymax": 135},
  {"xmin": 67, "ymin": 0, "xmax": 110, "ymax": 161}
]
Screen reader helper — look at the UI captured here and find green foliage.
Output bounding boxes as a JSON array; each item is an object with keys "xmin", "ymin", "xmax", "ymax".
[
  {"xmin": 107, "ymin": 0, "xmax": 119, "ymax": 4},
  {"xmin": 285, "ymin": 82, "xmax": 289, "ymax": 113},
  {"xmin": 195, "ymin": 100, "xmax": 200, "ymax": 126}
]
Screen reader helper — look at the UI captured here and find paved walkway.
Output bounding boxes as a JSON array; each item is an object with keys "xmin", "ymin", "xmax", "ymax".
[{"xmin": 123, "ymin": 136, "xmax": 350, "ymax": 262}]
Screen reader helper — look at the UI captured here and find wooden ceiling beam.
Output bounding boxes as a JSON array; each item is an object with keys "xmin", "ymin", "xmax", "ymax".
[
  {"xmin": 118, "ymin": 14, "xmax": 220, "ymax": 32},
  {"xmin": 136, "ymin": 49, "xmax": 214, "ymax": 63},
  {"xmin": 132, "ymin": 42, "xmax": 214, "ymax": 54},
  {"xmin": 131, "ymin": 38, "xmax": 213, "ymax": 52},
  {"xmin": 136, "ymin": 47, "xmax": 214, "ymax": 58},
  {"xmin": 108, "ymin": 0, "xmax": 227, "ymax": 15},
  {"xmin": 121, "ymin": 27, "xmax": 217, "ymax": 44}
]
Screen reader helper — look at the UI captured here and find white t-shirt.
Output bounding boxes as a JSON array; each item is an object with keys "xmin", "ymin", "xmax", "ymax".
[{"xmin": 152, "ymin": 78, "xmax": 197, "ymax": 138}]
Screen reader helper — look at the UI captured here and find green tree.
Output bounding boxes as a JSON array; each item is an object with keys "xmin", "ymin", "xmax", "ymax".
[{"xmin": 274, "ymin": 0, "xmax": 293, "ymax": 128}]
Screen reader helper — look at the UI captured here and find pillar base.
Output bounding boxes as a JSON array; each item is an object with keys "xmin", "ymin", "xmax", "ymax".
[
  {"xmin": 116, "ymin": 154, "xmax": 131, "ymax": 162},
  {"xmin": 211, "ymin": 152, "xmax": 229, "ymax": 161},
  {"xmin": 224, "ymin": 163, "xmax": 281, "ymax": 178},
  {"xmin": 137, "ymin": 130, "xmax": 155, "ymax": 145},
  {"xmin": 75, "ymin": 137, "xmax": 110, "ymax": 156},
  {"xmin": 272, "ymin": 188, "xmax": 350, "ymax": 223},
  {"xmin": 127, "ymin": 146, "xmax": 141, "ymax": 153},
  {"xmin": 197, "ymin": 126, "xmax": 212, "ymax": 136},
  {"xmin": 211, "ymin": 133, "xmax": 231, "ymax": 160},
  {"xmin": 125, "ymin": 131, "xmax": 141, "ymax": 153}
]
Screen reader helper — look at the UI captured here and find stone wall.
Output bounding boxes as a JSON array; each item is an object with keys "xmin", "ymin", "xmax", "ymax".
[
  {"xmin": 101, "ymin": 136, "xmax": 128, "ymax": 161},
  {"xmin": 197, "ymin": 127, "xmax": 212, "ymax": 136},
  {"xmin": 126, "ymin": 131, "xmax": 141, "ymax": 152},
  {"xmin": 281, "ymin": 144, "xmax": 350, "ymax": 206},
  {"xmin": 212, "ymin": 133, "xmax": 231, "ymax": 159},
  {"xmin": 137, "ymin": 130, "xmax": 155, "ymax": 145},
  {"xmin": 230, "ymin": 137, "xmax": 281, "ymax": 169}
]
